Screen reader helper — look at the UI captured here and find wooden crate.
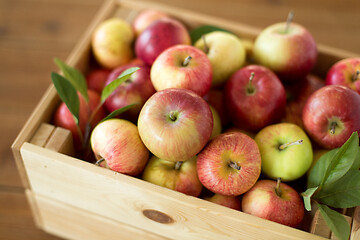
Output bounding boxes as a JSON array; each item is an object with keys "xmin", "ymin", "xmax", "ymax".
[{"xmin": 11, "ymin": 0, "xmax": 360, "ymax": 239}]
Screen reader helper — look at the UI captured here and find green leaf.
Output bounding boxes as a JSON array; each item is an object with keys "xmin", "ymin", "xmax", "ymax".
[
  {"xmin": 315, "ymin": 170, "xmax": 360, "ymax": 208},
  {"xmin": 51, "ymin": 72, "xmax": 79, "ymax": 125},
  {"xmin": 351, "ymin": 146, "xmax": 360, "ymax": 170},
  {"xmin": 190, "ymin": 25, "xmax": 232, "ymax": 44},
  {"xmin": 54, "ymin": 58, "xmax": 88, "ymax": 102},
  {"xmin": 308, "ymin": 148, "xmax": 337, "ymax": 188},
  {"xmin": 302, "ymin": 187, "xmax": 318, "ymax": 211},
  {"xmin": 100, "ymin": 103, "xmax": 137, "ymax": 123},
  {"xmin": 316, "ymin": 203, "xmax": 350, "ymax": 240},
  {"xmin": 320, "ymin": 132, "xmax": 359, "ymax": 187},
  {"xmin": 101, "ymin": 67, "xmax": 140, "ymax": 103}
]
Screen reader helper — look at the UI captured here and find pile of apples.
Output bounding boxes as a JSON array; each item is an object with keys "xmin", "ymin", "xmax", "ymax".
[{"xmin": 53, "ymin": 9, "xmax": 360, "ymax": 229}]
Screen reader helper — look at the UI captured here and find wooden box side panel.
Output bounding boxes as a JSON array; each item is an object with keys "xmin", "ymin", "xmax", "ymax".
[
  {"xmin": 20, "ymin": 143, "xmax": 326, "ymax": 240},
  {"xmin": 26, "ymin": 190, "xmax": 167, "ymax": 240}
]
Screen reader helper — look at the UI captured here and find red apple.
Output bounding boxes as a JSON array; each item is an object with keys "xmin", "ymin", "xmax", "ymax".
[
  {"xmin": 138, "ymin": 88, "xmax": 213, "ymax": 162},
  {"xmin": 53, "ymin": 89, "xmax": 107, "ymax": 149},
  {"xmin": 197, "ymin": 132, "xmax": 261, "ymax": 196},
  {"xmin": 132, "ymin": 9, "xmax": 169, "ymax": 36},
  {"xmin": 224, "ymin": 65, "xmax": 287, "ymax": 131},
  {"xmin": 205, "ymin": 194, "xmax": 241, "ymax": 211},
  {"xmin": 90, "ymin": 119, "xmax": 149, "ymax": 176},
  {"xmin": 150, "ymin": 45, "xmax": 212, "ymax": 97},
  {"xmin": 242, "ymin": 179, "xmax": 304, "ymax": 227},
  {"xmin": 104, "ymin": 63, "xmax": 156, "ymax": 121},
  {"xmin": 203, "ymin": 90, "xmax": 229, "ymax": 127},
  {"xmin": 142, "ymin": 156, "xmax": 202, "ymax": 197},
  {"xmin": 253, "ymin": 19, "xmax": 317, "ymax": 82},
  {"xmin": 86, "ymin": 68, "xmax": 111, "ymax": 93},
  {"xmin": 282, "ymin": 74, "xmax": 325, "ymax": 128},
  {"xmin": 135, "ymin": 18, "xmax": 191, "ymax": 66},
  {"xmin": 303, "ymin": 85, "xmax": 360, "ymax": 149},
  {"xmin": 325, "ymin": 58, "xmax": 360, "ymax": 94}
]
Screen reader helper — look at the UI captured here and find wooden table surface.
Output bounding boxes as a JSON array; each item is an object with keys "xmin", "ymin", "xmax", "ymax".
[{"xmin": 0, "ymin": 0, "xmax": 359, "ymax": 239}]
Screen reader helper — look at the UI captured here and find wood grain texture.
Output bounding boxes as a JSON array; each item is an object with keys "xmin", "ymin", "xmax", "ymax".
[
  {"xmin": 29, "ymin": 190, "xmax": 169, "ymax": 240},
  {"xmin": 20, "ymin": 142, "xmax": 326, "ymax": 240},
  {"xmin": 2, "ymin": 0, "xmax": 360, "ymax": 239}
]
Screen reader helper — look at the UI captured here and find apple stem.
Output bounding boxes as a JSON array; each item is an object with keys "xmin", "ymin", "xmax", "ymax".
[
  {"xmin": 95, "ymin": 158, "xmax": 105, "ymax": 166},
  {"xmin": 279, "ymin": 139, "xmax": 303, "ymax": 150},
  {"xmin": 329, "ymin": 122, "xmax": 337, "ymax": 134},
  {"xmin": 275, "ymin": 177, "xmax": 282, "ymax": 197},
  {"xmin": 174, "ymin": 161, "xmax": 183, "ymax": 170},
  {"xmin": 352, "ymin": 70, "xmax": 360, "ymax": 82},
  {"xmin": 201, "ymin": 35, "xmax": 209, "ymax": 54},
  {"xmin": 182, "ymin": 56, "xmax": 192, "ymax": 67},
  {"xmin": 247, "ymin": 72, "xmax": 255, "ymax": 94},
  {"xmin": 229, "ymin": 161, "xmax": 241, "ymax": 171},
  {"xmin": 285, "ymin": 11, "xmax": 294, "ymax": 33},
  {"xmin": 169, "ymin": 111, "xmax": 177, "ymax": 121}
]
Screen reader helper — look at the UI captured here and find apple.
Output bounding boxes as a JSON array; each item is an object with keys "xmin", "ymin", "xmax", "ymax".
[
  {"xmin": 224, "ymin": 65, "xmax": 287, "ymax": 131},
  {"xmin": 282, "ymin": 74, "xmax": 325, "ymax": 128},
  {"xmin": 209, "ymin": 105, "xmax": 222, "ymax": 140},
  {"xmin": 104, "ymin": 63, "xmax": 156, "ymax": 122},
  {"xmin": 253, "ymin": 16, "xmax": 317, "ymax": 82},
  {"xmin": 205, "ymin": 194, "xmax": 241, "ymax": 211},
  {"xmin": 138, "ymin": 88, "xmax": 213, "ymax": 162},
  {"xmin": 92, "ymin": 18, "xmax": 134, "ymax": 69},
  {"xmin": 135, "ymin": 18, "xmax": 191, "ymax": 66},
  {"xmin": 325, "ymin": 58, "xmax": 360, "ymax": 94},
  {"xmin": 132, "ymin": 9, "xmax": 169, "ymax": 36},
  {"xmin": 303, "ymin": 85, "xmax": 360, "ymax": 149},
  {"xmin": 203, "ymin": 89, "xmax": 229, "ymax": 127},
  {"xmin": 142, "ymin": 155, "xmax": 202, "ymax": 197},
  {"xmin": 150, "ymin": 45, "xmax": 212, "ymax": 97},
  {"xmin": 194, "ymin": 31, "xmax": 246, "ymax": 87},
  {"xmin": 197, "ymin": 132, "xmax": 261, "ymax": 196},
  {"xmin": 242, "ymin": 179, "xmax": 304, "ymax": 227},
  {"xmin": 254, "ymin": 122, "xmax": 313, "ymax": 181},
  {"xmin": 53, "ymin": 89, "xmax": 107, "ymax": 150},
  {"xmin": 86, "ymin": 68, "xmax": 111, "ymax": 93},
  {"xmin": 90, "ymin": 119, "xmax": 149, "ymax": 176}
]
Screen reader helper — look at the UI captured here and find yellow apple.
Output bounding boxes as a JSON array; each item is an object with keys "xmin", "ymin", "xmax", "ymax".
[
  {"xmin": 194, "ymin": 31, "xmax": 246, "ymax": 87},
  {"xmin": 92, "ymin": 18, "xmax": 134, "ymax": 69}
]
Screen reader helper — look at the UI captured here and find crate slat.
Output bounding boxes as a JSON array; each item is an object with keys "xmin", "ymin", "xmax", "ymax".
[
  {"xmin": 20, "ymin": 142, "xmax": 327, "ymax": 240},
  {"xmin": 27, "ymin": 190, "xmax": 168, "ymax": 240}
]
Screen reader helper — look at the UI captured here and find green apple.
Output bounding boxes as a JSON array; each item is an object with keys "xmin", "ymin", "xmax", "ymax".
[
  {"xmin": 142, "ymin": 155, "xmax": 203, "ymax": 197},
  {"xmin": 194, "ymin": 31, "xmax": 246, "ymax": 87},
  {"xmin": 209, "ymin": 105, "xmax": 222, "ymax": 139},
  {"xmin": 254, "ymin": 123, "xmax": 313, "ymax": 181}
]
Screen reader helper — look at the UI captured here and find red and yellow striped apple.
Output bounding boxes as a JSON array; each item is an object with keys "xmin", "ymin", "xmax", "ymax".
[
  {"xmin": 197, "ymin": 132, "xmax": 261, "ymax": 196},
  {"xmin": 138, "ymin": 88, "xmax": 213, "ymax": 162},
  {"xmin": 150, "ymin": 45, "xmax": 212, "ymax": 97},
  {"xmin": 90, "ymin": 119, "xmax": 149, "ymax": 176}
]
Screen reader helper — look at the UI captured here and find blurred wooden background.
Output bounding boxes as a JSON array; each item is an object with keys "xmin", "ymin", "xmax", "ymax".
[{"xmin": 0, "ymin": 0, "xmax": 359, "ymax": 239}]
